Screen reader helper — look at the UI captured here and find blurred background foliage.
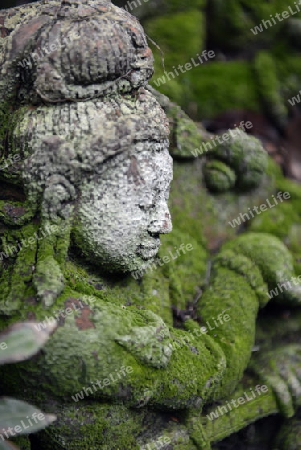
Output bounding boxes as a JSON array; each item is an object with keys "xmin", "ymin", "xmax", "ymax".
[
  {"xmin": 2, "ymin": 0, "xmax": 301, "ymax": 176},
  {"xmin": 114, "ymin": 0, "xmax": 301, "ymax": 129},
  {"xmin": 115, "ymin": 0, "xmax": 301, "ymax": 180}
]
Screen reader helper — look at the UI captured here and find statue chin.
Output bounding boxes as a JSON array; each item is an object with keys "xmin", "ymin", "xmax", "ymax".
[{"xmin": 70, "ymin": 230, "xmax": 162, "ymax": 276}]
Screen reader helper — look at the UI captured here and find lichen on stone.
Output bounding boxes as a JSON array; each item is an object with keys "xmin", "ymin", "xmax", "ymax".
[{"xmin": 1, "ymin": 1, "xmax": 301, "ymax": 449}]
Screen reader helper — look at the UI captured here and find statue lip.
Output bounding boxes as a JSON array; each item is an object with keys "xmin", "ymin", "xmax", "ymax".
[{"xmin": 137, "ymin": 241, "xmax": 161, "ymax": 259}]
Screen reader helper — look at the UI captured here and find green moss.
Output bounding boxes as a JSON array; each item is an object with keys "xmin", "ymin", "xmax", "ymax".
[
  {"xmin": 207, "ymin": 0, "xmax": 301, "ymax": 51},
  {"xmin": 196, "ymin": 232, "xmax": 301, "ymax": 401},
  {"xmin": 274, "ymin": 416, "xmax": 301, "ymax": 449},
  {"xmin": 146, "ymin": 10, "xmax": 204, "ymax": 107},
  {"xmin": 193, "ymin": 379, "xmax": 278, "ymax": 446},
  {"xmin": 159, "ymin": 228, "xmax": 208, "ymax": 312},
  {"xmin": 36, "ymin": 401, "xmax": 199, "ymax": 449},
  {"xmin": 146, "ymin": 10, "xmax": 204, "ymax": 68},
  {"xmin": 1, "ymin": 160, "xmax": 300, "ymax": 447},
  {"xmin": 169, "ymin": 106, "xmax": 208, "ymax": 158},
  {"xmin": 198, "ymin": 262, "xmax": 260, "ymax": 400},
  {"xmin": 203, "ymin": 161, "xmax": 236, "ymax": 192},
  {"xmin": 0, "ymin": 201, "xmax": 34, "ymax": 226},
  {"xmin": 169, "ymin": 160, "xmax": 224, "ymax": 249},
  {"xmin": 249, "ymin": 202, "xmax": 299, "ymax": 240},
  {"xmin": 187, "ymin": 61, "xmax": 260, "ymax": 120},
  {"xmin": 37, "ymin": 403, "xmax": 144, "ymax": 449},
  {"xmin": 11, "ymin": 435, "xmax": 32, "ymax": 449},
  {"xmin": 147, "ymin": 86, "xmax": 212, "ymax": 159},
  {"xmin": 253, "ymin": 51, "xmax": 288, "ymax": 128},
  {"xmin": 0, "ymin": 223, "xmax": 38, "ymax": 314},
  {"xmin": 248, "ymin": 169, "xmax": 301, "ymax": 275},
  {"xmin": 222, "ymin": 232, "xmax": 301, "ymax": 305},
  {"xmin": 276, "ymin": 55, "xmax": 301, "ymax": 103},
  {"xmin": 206, "ymin": 130, "xmax": 268, "ymax": 191},
  {"xmin": 250, "ymin": 344, "xmax": 301, "ymax": 418},
  {"xmin": 169, "ymin": 148, "xmax": 275, "ymax": 252},
  {"xmin": 144, "ymin": 2, "xmax": 301, "ymax": 120}
]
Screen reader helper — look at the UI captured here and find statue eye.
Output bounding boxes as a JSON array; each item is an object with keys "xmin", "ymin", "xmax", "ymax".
[{"xmin": 138, "ymin": 202, "xmax": 155, "ymax": 211}]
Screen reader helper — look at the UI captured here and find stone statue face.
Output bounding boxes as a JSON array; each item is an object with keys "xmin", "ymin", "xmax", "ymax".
[{"xmin": 72, "ymin": 142, "xmax": 173, "ymax": 274}]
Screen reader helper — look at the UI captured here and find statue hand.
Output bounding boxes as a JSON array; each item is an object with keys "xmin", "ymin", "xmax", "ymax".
[
  {"xmin": 250, "ymin": 344, "xmax": 301, "ymax": 418},
  {"xmin": 115, "ymin": 309, "xmax": 172, "ymax": 369}
]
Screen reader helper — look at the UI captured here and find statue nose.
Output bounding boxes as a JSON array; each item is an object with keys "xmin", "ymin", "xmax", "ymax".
[{"xmin": 147, "ymin": 203, "xmax": 172, "ymax": 235}]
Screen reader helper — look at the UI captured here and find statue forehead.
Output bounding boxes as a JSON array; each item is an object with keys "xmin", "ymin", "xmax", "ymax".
[
  {"xmin": 89, "ymin": 143, "xmax": 173, "ymax": 188},
  {"xmin": 16, "ymin": 91, "xmax": 170, "ymax": 184}
]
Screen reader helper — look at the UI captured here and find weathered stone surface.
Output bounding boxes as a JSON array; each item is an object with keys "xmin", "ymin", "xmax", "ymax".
[
  {"xmin": 1, "ymin": 1, "xmax": 301, "ymax": 450},
  {"xmin": 0, "ymin": 0, "xmax": 154, "ymax": 105}
]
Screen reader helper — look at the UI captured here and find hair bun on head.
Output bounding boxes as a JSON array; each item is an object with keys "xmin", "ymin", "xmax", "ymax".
[{"xmin": 1, "ymin": 0, "xmax": 154, "ymax": 105}]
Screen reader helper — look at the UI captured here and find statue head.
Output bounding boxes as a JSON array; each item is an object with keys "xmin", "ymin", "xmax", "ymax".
[
  {"xmin": 0, "ymin": 89, "xmax": 172, "ymax": 291},
  {"xmin": 72, "ymin": 135, "xmax": 173, "ymax": 274},
  {"xmin": 0, "ymin": 0, "xmax": 173, "ymax": 310}
]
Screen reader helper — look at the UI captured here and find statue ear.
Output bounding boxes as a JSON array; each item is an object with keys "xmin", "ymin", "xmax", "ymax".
[
  {"xmin": 41, "ymin": 174, "xmax": 77, "ymax": 222},
  {"xmin": 24, "ymin": 136, "xmax": 79, "ymax": 221},
  {"xmin": 22, "ymin": 136, "xmax": 79, "ymax": 307},
  {"xmin": 32, "ymin": 171, "xmax": 75, "ymax": 307},
  {"xmin": 33, "ymin": 178, "xmax": 74, "ymax": 306}
]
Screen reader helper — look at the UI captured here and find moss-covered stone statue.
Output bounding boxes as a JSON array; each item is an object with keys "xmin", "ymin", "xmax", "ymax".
[{"xmin": 1, "ymin": 1, "xmax": 301, "ymax": 449}]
